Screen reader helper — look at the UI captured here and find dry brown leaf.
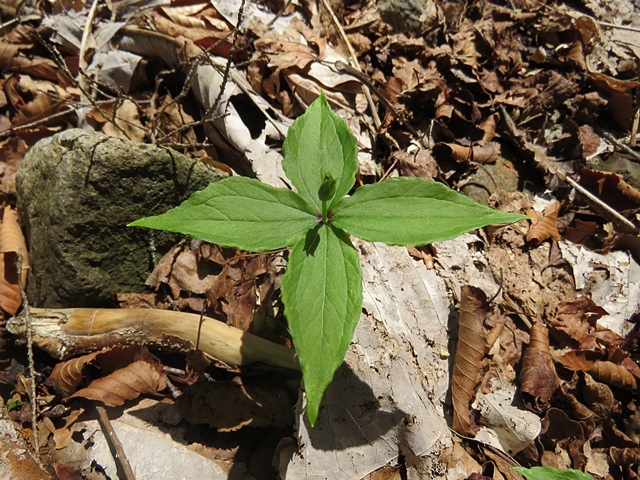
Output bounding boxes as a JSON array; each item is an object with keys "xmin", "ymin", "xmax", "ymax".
[
  {"xmin": 451, "ymin": 285, "xmax": 488, "ymax": 436},
  {"xmin": 101, "ymin": 99, "xmax": 146, "ymax": 142},
  {"xmin": 0, "ymin": 207, "xmax": 29, "ymax": 314},
  {"xmin": 525, "ymin": 201, "xmax": 562, "ymax": 244},
  {"xmin": 145, "ymin": 93, "xmax": 197, "ymax": 145},
  {"xmin": 610, "ymin": 447, "xmax": 640, "ymax": 466},
  {"xmin": 564, "ymin": 217, "xmax": 599, "ymax": 245},
  {"xmin": 364, "ymin": 464, "xmax": 402, "ymax": 480},
  {"xmin": 555, "ymin": 351, "xmax": 637, "ymax": 391},
  {"xmin": 394, "ymin": 148, "xmax": 439, "ymax": 179},
  {"xmin": 1, "ymin": 207, "xmax": 29, "ymax": 284},
  {"xmin": 49, "ymin": 351, "xmax": 100, "ymax": 397},
  {"xmin": 472, "ymin": 142, "xmax": 501, "ymax": 164},
  {"xmin": 145, "ymin": 240, "xmax": 218, "ymax": 298},
  {"xmin": 577, "ymin": 168, "xmax": 640, "ymax": 212},
  {"xmin": 151, "ymin": 11, "xmax": 234, "ymax": 58},
  {"xmin": 519, "ymin": 324, "xmax": 558, "ymax": 412},
  {"xmin": 406, "ymin": 245, "xmax": 435, "ymax": 269},
  {"xmin": 50, "ymin": 346, "xmax": 167, "ymax": 406},
  {"xmin": 582, "ymin": 373, "xmax": 618, "ymax": 419},
  {"xmin": 69, "ymin": 346, "xmax": 166, "ymax": 406},
  {"xmin": 252, "ymin": 16, "xmax": 324, "ymax": 99},
  {"xmin": 0, "ymin": 37, "xmax": 60, "ymax": 82},
  {"xmin": 433, "ymin": 142, "xmax": 472, "ymax": 164},
  {"xmin": 0, "ymin": 137, "xmax": 27, "ymax": 197},
  {"xmin": 203, "ymin": 247, "xmax": 277, "ymax": 333},
  {"xmin": 432, "ymin": 142, "xmax": 500, "ymax": 165},
  {"xmin": 589, "ymin": 72, "xmax": 638, "ymax": 130},
  {"xmin": 0, "ymin": 258, "xmax": 21, "ymax": 316},
  {"xmin": 550, "ymin": 296, "xmax": 608, "ymax": 346},
  {"xmin": 159, "ymin": 5, "xmax": 209, "ymax": 29}
]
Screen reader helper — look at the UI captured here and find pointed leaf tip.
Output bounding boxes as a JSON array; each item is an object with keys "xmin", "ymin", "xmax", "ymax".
[
  {"xmin": 282, "ymin": 93, "xmax": 358, "ymax": 213},
  {"xmin": 332, "ymin": 177, "xmax": 527, "ymax": 246},
  {"xmin": 281, "ymin": 225, "xmax": 363, "ymax": 425}
]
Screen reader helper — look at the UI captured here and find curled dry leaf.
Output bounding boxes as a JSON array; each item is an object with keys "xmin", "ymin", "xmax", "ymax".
[
  {"xmin": 50, "ymin": 346, "xmax": 167, "ymax": 406},
  {"xmin": 519, "ymin": 324, "xmax": 558, "ymax": 412},
  {"xmin": 610, "ymin": 447, "xmax": 640, "ymax": 466},
  {"xmin": 525, "ymin": 201, "xmax": 562, "ymax": 244},
  {"xmin": 432, "ymin": 142, "xmax": 500, "ymax": 165},
  {"xmin": 577, "ymin": 168, "xmax": 640, "ymax": 212},
  {"xmin": 451, "ymin": 285, "xmax": 488, "ymax": 436},
  {"xmin": 0, "ymin": 207, "xmax": 29, "ymax": 315},
  {"xmin": 550, "ymin": 296, "xmax": 608, "ymax": 346},
  {"xmin": 555, "ymin": 351, "xmax": 637, "ymax": 391},
  {"xmin": 49, "ymin": 351, "xmax": 100, "ymax": 397}
]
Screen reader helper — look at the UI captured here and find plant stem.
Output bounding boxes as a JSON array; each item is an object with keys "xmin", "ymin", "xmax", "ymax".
[{"xmin": 322, "ymin": 201, "xmax": 329, "ymax": 223}]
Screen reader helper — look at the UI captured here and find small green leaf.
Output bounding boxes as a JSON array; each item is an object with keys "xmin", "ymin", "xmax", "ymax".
[
  {"xmin": 514, "ymin": 466, "xmax": 594, "ymax": 480},
  {"xmin": 129, "ymin": 176, "xmax": 317, "ymax": 252},
  {"xmin": 281, "ymin": 224, "xmax": 363, "ymax": 425},
  {"xmin": 332, "ymin": 177, "xmax": 527, "ymax": 245},
  {"xmin": 318, "ymin": 172, "xmax": 338, "ymax": 202},
  {"xmin": 282, "ymin": 93, "xmax": 358, "ymax": 212}
]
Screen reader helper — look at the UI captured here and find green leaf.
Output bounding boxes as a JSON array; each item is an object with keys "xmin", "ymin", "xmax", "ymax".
[
  {"xmin": 332, "ymin": 177, "xmax": 527, "ymax": 245},
  {"xmin": 318, "ymin": 172, "xmax": 338, "ymax": 202},
  {"xmin": 129, "ymin": 176, "xmax": 317, "ymax": 252},
  {"xmin": 281, "ymin": 224, "xmax": 363, "ymax": 425},
  {"xmin": 282, "ymin": 93, "xmax": 358, "ymax": 212},
  {"xmin": 514, "ymin": 466, "xmax": 594, "ymax": 480}
]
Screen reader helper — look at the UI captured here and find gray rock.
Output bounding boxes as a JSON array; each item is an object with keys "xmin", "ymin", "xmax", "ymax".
[
  {"xmin": 458, "ymin": 157, "xmax": 520, "ymax": 205},
  {"xmin": 586, "ymin": 152, "xmax": 640, "ymax": 191},
  {"xmin": 377, "ymin": 0, "xmax": 425, "ymax": 34},
  {"xmin": 17, "ymin": 129, "xmax": 227, "ymax": 308}
]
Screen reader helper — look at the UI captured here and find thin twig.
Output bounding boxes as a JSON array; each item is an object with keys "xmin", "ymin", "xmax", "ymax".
[
  {"xmin": 500, "ymin": 106, "xmax": 639, "ymax": 233},
  {"xmin": 78, "ymin": 0, "xmax": 100, "ymax": 101},
  {"xmin": 335, "ymin": 60, "xmax": 428, "ymax": 148},
  {"xmin": 95, "ymin": 404, "xmax": 136, "ymax": 480},
  {"xmin": 630, "ymin": 108, "xmax": 639, "ymax": 148},
  {"xmin": 0, "ymin": 107, "xmax": 75, "ymax": 141},
  {"xmin": 203, "ymin": 0, "xmax": 246, "ymax": 121},
  {"xmin": 595, "ymin": 127, "xmax": 640, "ymax": 163},
  {"xmin": 18, "ymin": 254, "xmax": 38, "ymax": 457},
  {"xmin": 319, "ymin": 0, "xmax": 381, "ymax": 129},
  {"xmin": 563, "ymin": 175, "xmax": 639, "ymax": 232},
  {"xmin": 598, "ymin": 21, "xmax": 640, "ymax": 34},
  {"xmin": 38, "ymin": 35, "xmax": 130, "ymax": 138}
]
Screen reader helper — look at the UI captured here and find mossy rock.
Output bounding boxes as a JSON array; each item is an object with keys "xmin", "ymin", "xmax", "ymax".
[{"xmin": 16, "ymin": 129, "xmax": 227, "ymax": 307}]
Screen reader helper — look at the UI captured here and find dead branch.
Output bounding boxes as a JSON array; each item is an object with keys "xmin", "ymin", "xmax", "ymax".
[{"xmin": 7, "ymin": 308, "xmax": 299, "ymax": 371}]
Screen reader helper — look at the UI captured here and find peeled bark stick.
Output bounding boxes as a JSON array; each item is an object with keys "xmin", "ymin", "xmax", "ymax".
[{"xmin": 7, "ymin": 308, "xmax": 299, "ymax": 371}]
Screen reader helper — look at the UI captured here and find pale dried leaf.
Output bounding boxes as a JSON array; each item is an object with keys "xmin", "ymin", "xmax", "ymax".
[{"xmin": 101, "ymin": 99, "xmax": 146, "ymax": 141}]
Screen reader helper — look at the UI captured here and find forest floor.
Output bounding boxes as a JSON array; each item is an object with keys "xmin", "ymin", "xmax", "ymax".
[{"xmin": 1, "ymin": 0, "xmax": 640, "ymax": 479}]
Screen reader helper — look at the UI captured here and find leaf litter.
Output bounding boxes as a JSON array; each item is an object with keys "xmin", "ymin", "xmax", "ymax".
[{"xmin": 2, "ymin": 0, "xmax": 640, "ymax": 478}]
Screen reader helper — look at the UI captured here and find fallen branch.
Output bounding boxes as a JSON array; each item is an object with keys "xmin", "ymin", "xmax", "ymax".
[{"xmin": 7, "ymin": 308, "xmax": 299, "ymax": 371}]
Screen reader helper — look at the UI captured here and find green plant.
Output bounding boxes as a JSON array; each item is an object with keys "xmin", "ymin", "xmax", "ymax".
[
  {"xmin": 130, "ymin": 94, "xmax": 526, "ymax": 425},
  {"xmin": 514, "ymin": 466, "xmax": 595, "ymax": 480}
]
